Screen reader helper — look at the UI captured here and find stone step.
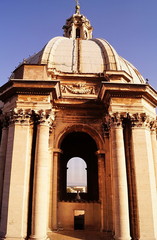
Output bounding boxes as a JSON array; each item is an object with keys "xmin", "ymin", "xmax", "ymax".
[{"xmin": 48, "ymin": 230, "xmax": 113, "ymax": 240}]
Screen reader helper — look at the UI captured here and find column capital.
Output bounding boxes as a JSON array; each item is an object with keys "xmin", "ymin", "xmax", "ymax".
[
  {"xmin": 3, "ymin": 108, "xmax": 33, "ymax": 126},
  {"xmin": 52, "ymin": 148, "xmax": 63, "ymax": 154},
  {"xmin": 104, "ymin": 112, "xmax": 156, "ymax": 131},
  {"xmin": 150, "ymin": 119, "xmax": 157, "ymax": 133},
  {"xmin": 1, "ymin": 108, "xmax": 56, "ymax": 127},
  {"xmin": 104, "ymin": 112, "xmax": 124, "ymax": 129},
  {"xmin": 130, "ymin": 113, "xmax": 153, "ymax": 129},
  {"xmin": 34, "ymin": 109, "xmax": 55, "ymax": 127}
]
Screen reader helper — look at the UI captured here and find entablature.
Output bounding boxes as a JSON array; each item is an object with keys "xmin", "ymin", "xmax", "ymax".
[
  {"xmin": 99, "ymin": 82, "xmax": 157, "ymax": 109},
  {"xmin": 0, "ymin": 79, "xmax": 61, "ymax": 102}
]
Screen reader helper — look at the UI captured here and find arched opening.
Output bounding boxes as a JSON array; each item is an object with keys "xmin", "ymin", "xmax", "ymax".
[
  {"xmin": 59, "ymin": 132, "xmax": 98, "ymax": 201},
  {"xmin": 67, "ymin": 157, "xmax": 87, "ymax": 193}
]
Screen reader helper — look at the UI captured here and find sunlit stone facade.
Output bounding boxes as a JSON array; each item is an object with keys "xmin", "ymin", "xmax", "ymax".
[{"xmin": 0, "ymin": 4, "xmax": 157, "ymax": 240}]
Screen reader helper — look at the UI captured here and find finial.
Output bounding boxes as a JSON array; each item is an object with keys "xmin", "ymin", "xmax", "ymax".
[
  {"xmin": 75, "ymin": 0, "xmax": 79, "ymax": 6},
  {"xmin": 74, "ymin": 0, "xmax": 80, "ymax": 14}
]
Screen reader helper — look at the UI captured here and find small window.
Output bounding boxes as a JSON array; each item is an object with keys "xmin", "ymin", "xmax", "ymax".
[
  {"xmin": 76, "ymin": 28, "xmax": 80, "ymax": 38},
  {"xmin": 84, "ymin": 31, "xmax": 88, "ymax": 39}
]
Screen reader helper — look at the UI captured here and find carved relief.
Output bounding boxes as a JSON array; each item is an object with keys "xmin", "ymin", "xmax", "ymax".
[{"xmin": 61, "ymin": 83, "xmax": 96, "ymax": 95}]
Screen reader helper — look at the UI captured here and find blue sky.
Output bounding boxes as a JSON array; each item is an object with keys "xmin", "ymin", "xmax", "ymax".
[{"xmin": 0, "ymin": 0, "xmax": 157, "ymax": 89}]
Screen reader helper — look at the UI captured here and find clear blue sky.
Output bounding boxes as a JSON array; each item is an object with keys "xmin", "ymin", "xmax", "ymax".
[{"xmin": 0, "ymin": 0, "xmax": 157, "ymax": 89}]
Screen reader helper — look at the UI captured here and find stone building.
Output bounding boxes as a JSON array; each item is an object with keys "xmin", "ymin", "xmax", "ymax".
[{"xmin": 0, "ymin": 3, "xmax": 157, "ymax": 240}]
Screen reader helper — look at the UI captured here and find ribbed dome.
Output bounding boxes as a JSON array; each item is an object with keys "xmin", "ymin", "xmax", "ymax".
[{"xmin": 25, "ymin": 36, "xmax": 145, "ymax": 84}]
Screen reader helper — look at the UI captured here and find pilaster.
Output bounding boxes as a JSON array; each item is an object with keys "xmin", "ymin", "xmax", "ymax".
[
  {"xmin": 96, "ymin": 151, "xmax": 105, "ymax": 232},
  {"xmin": 51, "ymin": 149, "xmax": 62, "ymax": 231}
]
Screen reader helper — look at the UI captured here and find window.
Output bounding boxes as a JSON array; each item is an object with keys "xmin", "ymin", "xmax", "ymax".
[{"xmin": 76, "ymin": 28, "xmax": 80, "ymax": 38}]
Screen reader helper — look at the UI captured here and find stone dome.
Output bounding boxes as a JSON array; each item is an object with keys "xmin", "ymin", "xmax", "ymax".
[
  {"xmin": 25, "ymin": 36, "xmax": 145, "ymax": 84},
  {"xmin": 21, "ymin": 3, "xmax": 145, "ymax": 84}
]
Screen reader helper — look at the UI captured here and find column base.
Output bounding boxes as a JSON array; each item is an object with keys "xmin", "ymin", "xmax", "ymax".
[
  {"xmin": 138, "ymin": 239, "xmax": 157, "ymax": 240},
  {"xmin": 29, "ymin": 235, "xmax": 48, "ymax": 240},
  {"xmin": 114, "ymin": 237, "xmax": 131, "ymax": 240},
  {"xmin": 0, "ymin": 237, "xmax": 26, "ymax": 240}
]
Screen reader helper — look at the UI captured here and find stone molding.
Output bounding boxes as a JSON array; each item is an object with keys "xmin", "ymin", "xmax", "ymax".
[
  {"xmin": 0, "ymin": 108, "xmax": 55, "ymax": 127},
  {"xmin": 103, "ymin": 112, "xmax": 157, "ymax": 131}
]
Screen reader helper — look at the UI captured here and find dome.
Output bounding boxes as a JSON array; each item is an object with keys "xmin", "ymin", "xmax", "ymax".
[
  {"xmin": 20, "ymin": 3, "xmax": 145, "ymax": 85},
  {"xmin": 25, "ymin": 36, "xmax": 145, "ymax": 84}
]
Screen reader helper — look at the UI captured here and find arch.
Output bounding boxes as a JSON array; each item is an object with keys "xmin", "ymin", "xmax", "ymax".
[
  {"xmin": 59, "ymin": 131, "xmax": 99, "ymax": 201},
  {"xmin": 55, "ymin": 124, "xmax": 105, "ymax": 151}
]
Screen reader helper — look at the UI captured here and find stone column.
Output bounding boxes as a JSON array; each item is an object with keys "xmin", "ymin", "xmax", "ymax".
[
  {"xmin": 96, "ymin": 151, "xmax": 105, "ymax": 232},
  {"xmin": 51, "ymin": 149, "xmax": 62, "ymax": 230},
  {"xmin": 150, "ymin": 120, "xmax": 157, "ymax": 191},
  {"xmin": 109, "ymin": 113, "xmax": 131, "ymax": 240},
  {"xmin": 0, "ymin": 119, "xmax": 8, "ymax": 216},
  {"xmin": 131, "ymin": 113, "xmax": 157, "ymax": 239},
  {"xmin": 0, "ymin": 109, "xmax": 33, "ymax": 240},
  {"xmin": 29, "ymin": 110, "xmax": 54, "ymax": 240},
  {"xmin": 47, "ymin": 147, "xmax": 53, "ymax": 232}
]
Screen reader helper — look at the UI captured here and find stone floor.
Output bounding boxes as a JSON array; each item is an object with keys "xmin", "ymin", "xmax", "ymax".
[{"xmin": 48, "ymin": 230, "xmax": 113, "ymax": 240}]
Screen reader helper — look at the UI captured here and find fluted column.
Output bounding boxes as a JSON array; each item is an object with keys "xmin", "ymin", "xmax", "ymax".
[
  {"xmin": 96, "ymin": 151, "xmax": 105, "ymax": 231},
  {"xmin": 29, "ymin": 110, "xmax": 54, "ymax": 240},
  {"xmin": 131, "ymin": 113, "xmax": 157, "ymax": 239},
  {"xmin": 109, "ymin": 113, "xmax": 131, "ymax": 240},
  {"xmin": 0, "ymin": 119, "xmax": 8, "ymax": 216}
]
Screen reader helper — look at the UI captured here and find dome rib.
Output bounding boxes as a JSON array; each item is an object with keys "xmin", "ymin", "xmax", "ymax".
[
  {"xmin": 90, "ymin": 39, "xmax": 110, "ymax": 72},
  {"xmin": 40, "ymin": 37, "xmax": 65, "ymax": 66},
  {"xmin": 122, "ymin": 58, "xmax": 145, "ymax": 84},
  {"xmin": 119, "ymin": 56, "xmax": 133, "ymax": 78},
  {"xmin": 98, "ymin": 38, "xmax": 121, "ymax": 71}
]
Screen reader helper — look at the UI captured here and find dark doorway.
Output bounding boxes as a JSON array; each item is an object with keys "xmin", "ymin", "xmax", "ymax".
[{"xmin": 74, "ymin": 210, "xmax": 85, "ymax": 230}]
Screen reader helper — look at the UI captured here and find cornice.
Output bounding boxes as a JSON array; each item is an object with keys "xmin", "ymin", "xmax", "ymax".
[
  {"xmin": 0, "ymin": 79, "xmax": 61, "ymax": 102},
  {"xmin": 99, "ymin": 82, "xmax": 157, "ymax": 107}
]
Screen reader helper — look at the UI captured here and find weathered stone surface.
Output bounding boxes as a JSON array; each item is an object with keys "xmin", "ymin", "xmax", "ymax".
[{"xmin": 0, "ymin": 3, "xmax": 157, "ymax": 240}]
